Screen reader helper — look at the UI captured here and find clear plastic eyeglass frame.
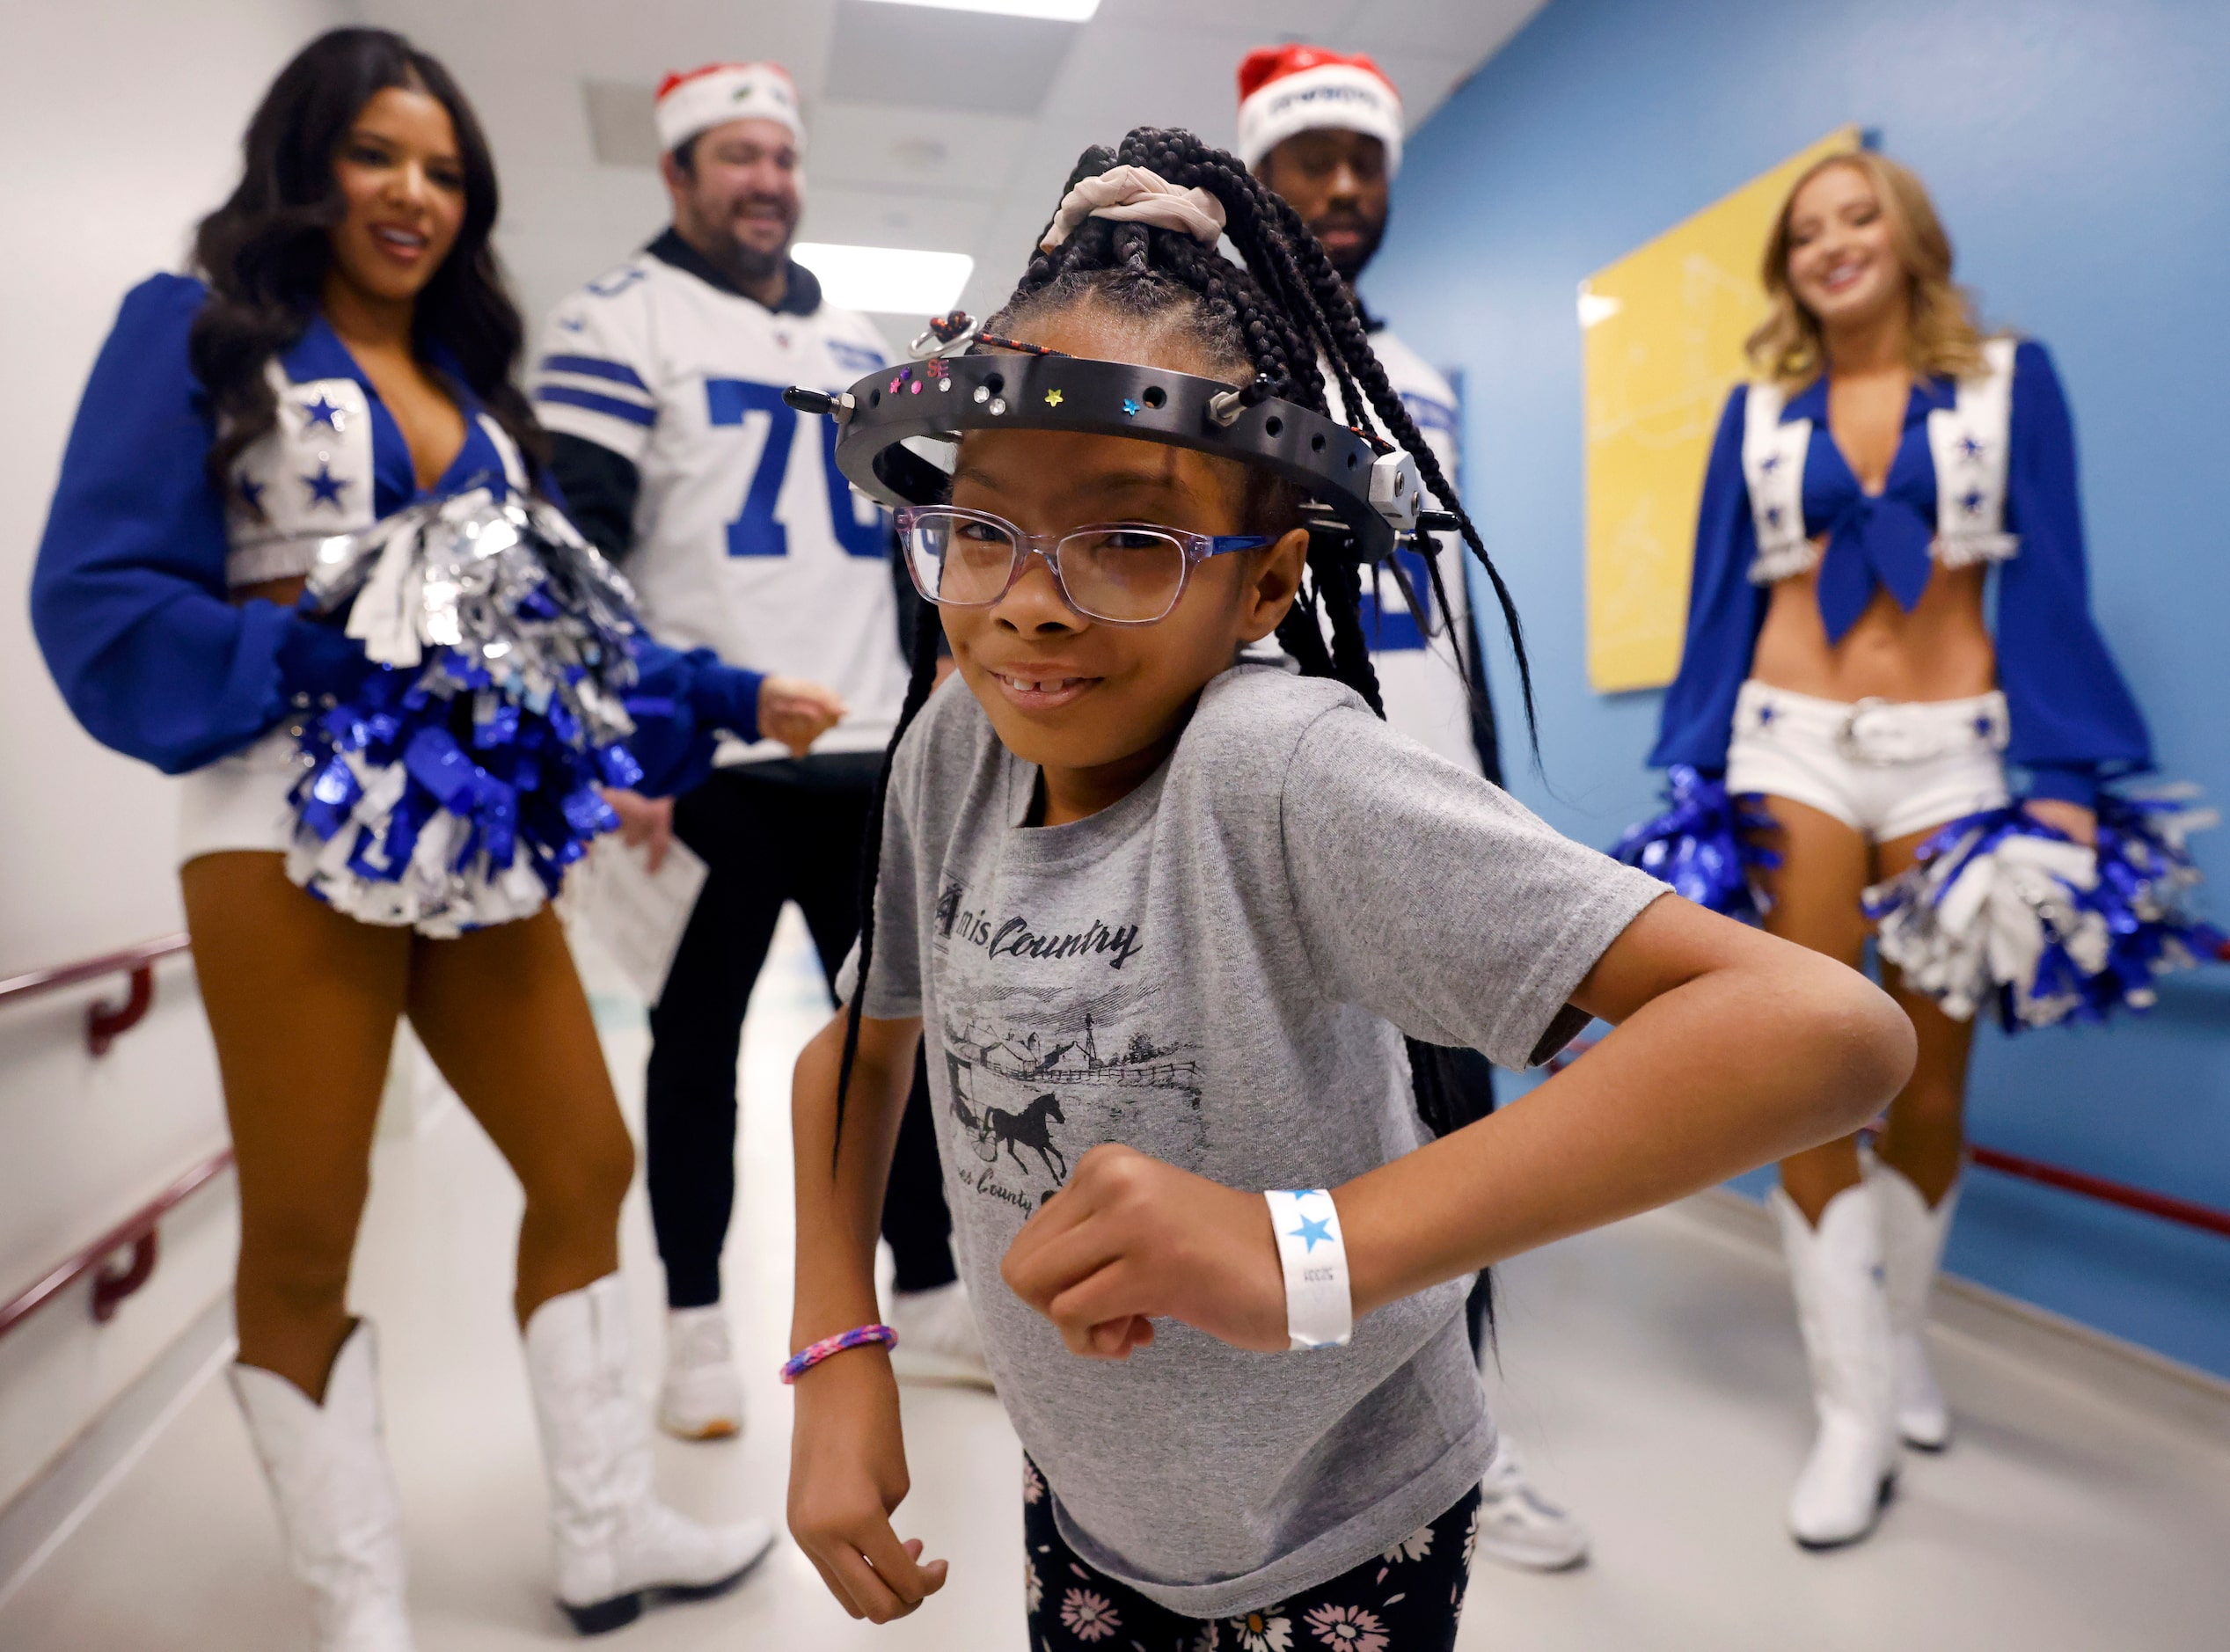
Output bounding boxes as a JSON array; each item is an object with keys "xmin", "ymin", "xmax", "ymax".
[{"xmin": 894, "ymin": 505, "xmax": 1274, "ymax": 626}]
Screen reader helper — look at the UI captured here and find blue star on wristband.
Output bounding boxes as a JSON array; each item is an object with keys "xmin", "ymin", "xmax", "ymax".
[{"xmin": 1290, "ymin": 1212, "xmax": 1335, "ymax": 1253}]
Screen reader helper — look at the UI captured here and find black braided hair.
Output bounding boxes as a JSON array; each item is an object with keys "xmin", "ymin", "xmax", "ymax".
[{"xmin": 834, "ymin": 128, "xmax": 1535, "ymax": 1153}]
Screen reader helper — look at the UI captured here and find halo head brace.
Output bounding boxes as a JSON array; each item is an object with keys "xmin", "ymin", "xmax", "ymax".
[{"xmin": 785, "ymin": 348, "xmax": 1434, "ymax": 568}]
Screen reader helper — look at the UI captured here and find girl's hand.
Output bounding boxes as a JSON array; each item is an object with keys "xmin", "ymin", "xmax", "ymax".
[
  {"xmin": 787, "ymin": 1346, "xmax": 948, "ymax": 1622},
  {"xmin": 2023, "ymin": 798, "xmax": 2098, "ymax": 846},
  {"xmin": 1000, "ymin": 1144, "xmax": 1290, "ymax": 1357}
]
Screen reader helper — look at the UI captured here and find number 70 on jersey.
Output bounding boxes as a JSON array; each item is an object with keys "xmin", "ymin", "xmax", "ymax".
[{"xmin": 706, "ymin": 377, "xmax": 888, "ymax": 560}]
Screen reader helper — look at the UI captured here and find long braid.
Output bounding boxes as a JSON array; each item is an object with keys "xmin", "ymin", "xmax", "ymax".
[{"xmin": 833, "ymin": 590, "xmax": 945, "ymax": 1155}]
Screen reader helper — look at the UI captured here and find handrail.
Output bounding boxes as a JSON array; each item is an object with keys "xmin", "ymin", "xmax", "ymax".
[
  {"xmin": 1970, "ymin": 1144, "xmax": 2230, "ymax": 1240},
  {"xmin": 0, "ymin": 933, "xmax": 192, "ymax": 1056},
  {"xmin": 1546, "ymin": 1030, "xmax": 2230, "ymax": 1240},
  {"xmin": 0, "ymin": 1147, "xmax": 235, "ymax": 1341}
]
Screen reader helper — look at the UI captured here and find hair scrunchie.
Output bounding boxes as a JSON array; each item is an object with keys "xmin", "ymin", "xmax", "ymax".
[{"xmin": 1039, "ymin": 164, "xmax": 1228, "ymax": 252}]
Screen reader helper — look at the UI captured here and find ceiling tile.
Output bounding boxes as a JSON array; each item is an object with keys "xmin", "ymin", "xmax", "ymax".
[{"xmin": 823, "ymin": 0, "xmax": 1082, "ymax": 114}]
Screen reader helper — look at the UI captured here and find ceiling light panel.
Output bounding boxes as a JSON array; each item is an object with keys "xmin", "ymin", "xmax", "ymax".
[
  {"xmin": 793, "ymin": 244, "xmax": 976, "ymax": 314},
  {"xmin": 865, "ymin": 0, "xmax": 1100, "ymax": 18}
]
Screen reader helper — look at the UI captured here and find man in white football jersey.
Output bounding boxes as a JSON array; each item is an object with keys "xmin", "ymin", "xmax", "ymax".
[
  {"xmin": 536, "ymin": 62, "xmax": 985, "ymax": 1439},
  {"xmin": 1241, "ymin": 42, "xmax": 1590, "ymax": 1576}
]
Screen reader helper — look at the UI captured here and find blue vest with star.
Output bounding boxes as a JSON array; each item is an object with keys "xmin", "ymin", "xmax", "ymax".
[
  {"xmin": 1649, "ymin": 337, "xmax": 2151, "ymax": 806},
  {"xmin": 31, "ymin": 274, "xmax": 528, "ymax": 775}
]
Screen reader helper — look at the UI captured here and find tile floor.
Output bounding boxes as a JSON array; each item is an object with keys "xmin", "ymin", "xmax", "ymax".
[{"xmin": 3, "ymin": 912, "xmax": 2225, "ymax": 1650}]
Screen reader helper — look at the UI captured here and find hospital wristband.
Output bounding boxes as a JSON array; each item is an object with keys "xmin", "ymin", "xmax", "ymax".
[
  {"xmin": 1265, "ymin": 1188, "xmax": 1352, "ymax": 1350},
  {"xmin": 779, "ymin": 1323, "xmax": 897, "ymax": 1384}
]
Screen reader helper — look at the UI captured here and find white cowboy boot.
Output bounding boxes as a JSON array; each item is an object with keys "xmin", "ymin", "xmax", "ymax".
[
  {"xmin": 228, "ymin": 1321, "xmax": 415, "ymax": 1651},
  {"xmin": 658, "ymin": 1305, "xmax": 745, "ymax": 1441},
  {"xmin": 1868, "ymin": 1155, "xmax": 1961, "ymax": 1451},
  {"xmin": 1771, "ymin": 1183, "xmax": 1898, "ymax": 1550},
  {"xmin": 524, "ymin": 1276, "xmax": 773, "ymax": 1634}
]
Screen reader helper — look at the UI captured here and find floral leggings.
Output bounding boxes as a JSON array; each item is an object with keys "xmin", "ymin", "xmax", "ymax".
[{"xmin": 1023, "ymin": 1458, "xmax": 1481, "ymax": 1652}]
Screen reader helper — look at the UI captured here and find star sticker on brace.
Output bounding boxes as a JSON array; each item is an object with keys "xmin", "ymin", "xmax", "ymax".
[
  {"xmin": 302, "ymin": 462, "xmax": 348, "ymax": 508},
  {"xmin": 1045, "ymin": 389, "xmax": 1064, "ymax": 407},
  {"xmin": 1122, "ymin": 398, "xmax": 1141, "ymax": 417},
  {"xmin": 301, "ymin": 393, "xmax": 344, "ymax": 431},
  {"xmin": 1290, "ymin": 1213, "xmax": 1335, "ymax": 1253}
]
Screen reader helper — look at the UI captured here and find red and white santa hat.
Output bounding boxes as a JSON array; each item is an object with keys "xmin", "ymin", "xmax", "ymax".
[
  {"xmin": 1235, "ymin": 45, "xmax": 1404, "ymax": 178},
  {"xmin": 655, "ymin": 62, "xmax": 807, "ymax": 156}
]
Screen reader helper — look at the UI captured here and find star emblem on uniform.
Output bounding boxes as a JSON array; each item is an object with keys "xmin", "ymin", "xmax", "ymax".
[
  {"xmin": 1958, "ymin": 435, "xmax": 1985, "ymax": 462},
  {"xmin": 1045, "ymin": 389, "xmax": 1064, "ymax": 407},
  {"xmin": 301, "ymin": 393, "xmax": 345, "ymax": 431},
  {"xmin": 1759, "ymin": 453, "xmax": 1781, "ymax": 473},
  {"xmin": 302, "ymin": 462, "xmax": 348, "ymax": 508},
  {"xmin": 1974, "ymin": 714, "xmax": 1996, "ymax": 739},
  {"xmin": 234, "ymin": 474, "xmax": 265, "ymax": 515},
  {"xmin": 1766, "ymin": 505, "xmax": 1784, "ymax": 528},
  {"xmin": 1289, "ymin": 1213, "xmax": 1335, "ymax": 1253},
  {"xmin": 1961, "ymin": 488, "xmax": 1986, "ymax": 515}
]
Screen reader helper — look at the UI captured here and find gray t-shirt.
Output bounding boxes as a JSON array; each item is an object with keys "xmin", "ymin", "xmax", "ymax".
[{"xmin": 852, "ymin": 662, "xmax": 1664, "ymax": 1616}]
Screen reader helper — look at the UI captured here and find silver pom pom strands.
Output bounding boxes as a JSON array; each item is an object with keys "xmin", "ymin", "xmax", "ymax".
[
  {"xmin": 1863, "ymin": 791, "xmax": 2224, "ymax": 1031},
  {"xmin": 285, "ymin": 486, "xmax": 647, "ymax": 938}
]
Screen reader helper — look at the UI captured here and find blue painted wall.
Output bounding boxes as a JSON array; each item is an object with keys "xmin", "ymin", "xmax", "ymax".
[{"xmin": 1369, "ymin": 0, "xmax": 2230, "ymax": 1377}]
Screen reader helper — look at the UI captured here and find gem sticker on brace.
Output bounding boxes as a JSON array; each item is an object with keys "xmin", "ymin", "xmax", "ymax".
[
  {"xmin": 1045, "ymin": 390, "xmax": 1064, "ymax": 407},
  {"xmin": 973, "ymin": 385, "xmax": 991, "ymax": 404},
  {"xmin": 989, "ymin": 398, "xmax": 1007, "ymax": 416}
]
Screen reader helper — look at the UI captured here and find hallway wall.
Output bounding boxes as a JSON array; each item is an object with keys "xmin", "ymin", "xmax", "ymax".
[
  {"xmin": 0, "ymin": 0, "xmax": 346, "ymax": 1514},
  {"xmin": 1370, "ymin": 0, "xmax": 2230, "ymax": 1376}
]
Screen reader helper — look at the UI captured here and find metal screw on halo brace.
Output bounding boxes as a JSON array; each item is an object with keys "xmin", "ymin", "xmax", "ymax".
[
  {"xmin": 1207, "ymin": 374, "xmax": 1278, "ymax": 428},
  {"xmin": 782, "ymin": 387, "xmax": 854, "ymax": 420}
]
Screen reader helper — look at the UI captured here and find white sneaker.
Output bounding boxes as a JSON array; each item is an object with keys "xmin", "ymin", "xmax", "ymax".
[
  {"xmin": 885, "ymin": 1281, "xmax": 995, "ymax": 1389},
  {"xmin": 658, "ymin": 1306, "xmax": 744, "ymax": 1441},
  {"xmin": 526, "ymin": 1278, "xmax": 773, "ymax": 1634},
  {"xmin": 1471, "ymin": 1437, "xmax": 1590, "ymax": 1571}
]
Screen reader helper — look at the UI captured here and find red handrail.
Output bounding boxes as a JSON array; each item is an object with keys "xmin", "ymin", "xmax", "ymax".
[
  {"xmin": 1970, "ymin": 1144, "xmax": 2230, "ymax": 1240},
  {"xmin": 0, "ymin": 1147, "xmax": 235, "ymax": 1341},
  {"xmin": 0, "ymin": 933, "xmax": 191, "ymax": 1056}
]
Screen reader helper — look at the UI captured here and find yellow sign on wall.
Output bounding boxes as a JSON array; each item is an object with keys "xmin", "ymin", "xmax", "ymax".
[{"xmin": 1581, "ymin": 128, "xmax": 1861, "ymax": 692}]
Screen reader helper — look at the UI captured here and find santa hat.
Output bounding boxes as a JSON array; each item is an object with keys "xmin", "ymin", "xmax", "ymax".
[
  {"xmin": 655, "ymin": 62, "xmax": 807, "ymax": 156},
  {"xmin": 1235, "ymin": 45, "xmax": 1403, "ymax": 178}
]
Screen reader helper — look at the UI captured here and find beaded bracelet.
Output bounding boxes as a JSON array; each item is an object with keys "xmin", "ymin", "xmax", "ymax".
[{"xmin": 779, "ymin": 1323, "xmax": 898, "ymax": 1385}]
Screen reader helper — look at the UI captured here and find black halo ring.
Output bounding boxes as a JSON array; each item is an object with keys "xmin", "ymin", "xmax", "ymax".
[{"xmin": 789, "ymin": 353, "xmax": 1401, "ymax": 564}]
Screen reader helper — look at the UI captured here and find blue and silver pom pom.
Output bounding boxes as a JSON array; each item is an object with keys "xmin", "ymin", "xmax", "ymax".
[
  {"xmin": 284, "ymin": 486, "xmax": 644, "ymax": 937},
  {"xmin": 1864, "ymin": 791, "xmax": 2222, "ymax": 1031},
  {"xmin": 1614, "ymin": 764, "xmax": 1781, "ymax": 922}
]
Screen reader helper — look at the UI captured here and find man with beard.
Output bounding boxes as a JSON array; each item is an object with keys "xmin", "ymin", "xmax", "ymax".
[
  {"xmin": 1241, "ymin": 43, "xmax": 1591, "ymax": 1575},
  {"xmin": 537, "ymin": 62, "xmax": 989, "ymax": 1444}
]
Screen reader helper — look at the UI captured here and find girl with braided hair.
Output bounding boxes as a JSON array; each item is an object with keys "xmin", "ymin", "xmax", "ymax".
[{"xmin": 785, "ymin": 130, "xmax": 1912, "ymax": 1648}]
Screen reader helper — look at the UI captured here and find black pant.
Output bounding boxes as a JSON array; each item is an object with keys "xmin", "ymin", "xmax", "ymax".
[{"xmin": 645, "ymin": 757, "xmax": 954, "ymax": 1310}]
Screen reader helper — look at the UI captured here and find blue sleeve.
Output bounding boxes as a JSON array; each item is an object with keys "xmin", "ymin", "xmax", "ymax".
[
  {"xmin": 1649, "ymin": 387, "xmax": 1764, "ymax": 772},
  {"xmin": 1995, "ymin": 341, "xmax": 2151, "ymax": 806},
  {"xmin": 620, "ymin": 639, "xmax": 765, "ymax": 798},
  {"xmin": 29, "ymin": 274, "xmax": 298, "ymax": 774}
]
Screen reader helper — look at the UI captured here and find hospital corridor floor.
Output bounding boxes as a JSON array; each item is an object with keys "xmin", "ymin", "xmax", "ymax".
[{"xmin": 4, "ymin": 913, "xmax": 2226, "ymax": 1651}]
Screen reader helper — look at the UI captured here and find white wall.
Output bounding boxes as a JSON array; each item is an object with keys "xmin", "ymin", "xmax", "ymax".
[{"xmin": 0, "ymin": 0, "xmax": 346, "ymax": 1515}]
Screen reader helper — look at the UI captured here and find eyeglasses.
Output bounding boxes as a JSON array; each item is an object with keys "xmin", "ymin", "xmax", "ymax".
[{"xmin": 895, "ymin": 505, "xmax": 1272, "ymax": 626}]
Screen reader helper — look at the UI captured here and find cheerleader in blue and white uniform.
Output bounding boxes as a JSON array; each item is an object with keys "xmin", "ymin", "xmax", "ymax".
[
  {"xmin": 28, "ymin": 29, "xmax": 808, "ymax": 1647},
  {"xmin": 1648, "ymin": 151, "xmax": 2153, "ymax": 1550}
]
